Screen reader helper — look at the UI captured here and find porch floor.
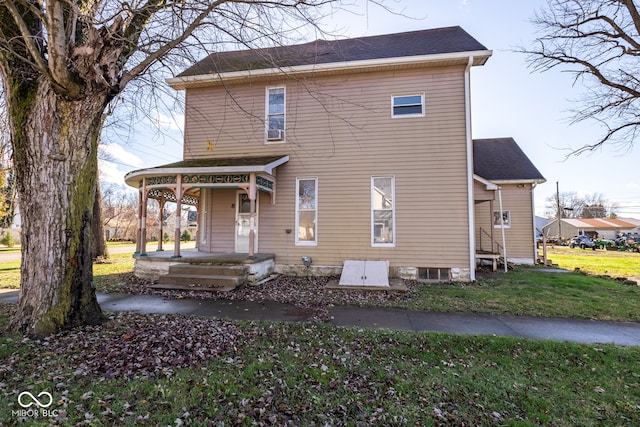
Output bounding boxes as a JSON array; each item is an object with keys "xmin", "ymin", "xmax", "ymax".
[{"xmin": 134, "ymin": 249, "xmax": 275, "ymax": 265}]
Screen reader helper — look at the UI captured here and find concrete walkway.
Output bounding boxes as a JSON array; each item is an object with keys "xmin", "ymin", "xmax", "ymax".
[{"xmin": 1, "ymin": 289, "xmax": 639, "ymax": 346}]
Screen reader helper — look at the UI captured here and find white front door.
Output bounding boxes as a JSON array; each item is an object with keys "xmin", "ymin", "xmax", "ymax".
[{"xmin": 235, "ymin": 191, "xmax": 257, "ymax": 253}]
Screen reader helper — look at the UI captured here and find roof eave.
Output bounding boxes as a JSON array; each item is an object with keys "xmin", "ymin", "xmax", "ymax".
[
  {"xmin": 489, "ymin": 178, "xmax": 547, "ymax": 185},
  {"xmin": 166, "ymin": 50, "xmax": 493, "ymax": 89},
  {"xmin": 124, "ymin": 155, "xmax": 289, "ymax": 188},
  {"xmin": 473, "ymin": 174, "xmax": 498, "ymax": 190}
]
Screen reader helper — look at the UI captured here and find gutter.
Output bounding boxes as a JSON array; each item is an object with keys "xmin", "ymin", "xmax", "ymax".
[{"xmin": 465, "ymin": 56, "xmax": 476, "ymax": 281}]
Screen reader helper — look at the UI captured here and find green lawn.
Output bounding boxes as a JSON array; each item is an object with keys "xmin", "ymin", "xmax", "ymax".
[
  {"xmin": 402, "ymin": 268, "xmax": 640, "ymax": 322},
  {"xmin": 0, "ymin": 309, "xmax": 638, "ymax": 426},
  {"xmin": 1, "ymin": 247, "xmax": 640, "ymax": 425},
  {"xmin": 0, "ymin": 252, "xmax": 135, "ymax": 290},
  {"xmin": 542, "ymin": 245, "xmax": 640, "ymax": 279}
]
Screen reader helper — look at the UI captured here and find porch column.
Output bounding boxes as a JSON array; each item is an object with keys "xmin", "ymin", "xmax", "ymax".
[
  {"xmin": 157, "ymin": 198, "xmax": 165, "ymax": 252},
  {"xmin": 489, "ymin": 199, "xmax": 495, "ymax": 253},
  {"xmin": 135, "ymin": 188, "xmax": 143, "ymax": 254},
  {"xmin": 140, "ymin": 181, "xmax": 148, "ymax": 256},
  {"xmin": 248, "ymin": 173, "xmax": 257, "ymax": 258},
  {"xmin": 173, "ymin": 176, "xmax": 182, "ymax": 258}
]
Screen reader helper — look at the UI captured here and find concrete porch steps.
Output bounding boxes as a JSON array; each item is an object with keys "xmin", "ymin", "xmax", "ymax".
[{"xmin": 151, "ymin": 264, "xmax": 247, "ymax": 292}]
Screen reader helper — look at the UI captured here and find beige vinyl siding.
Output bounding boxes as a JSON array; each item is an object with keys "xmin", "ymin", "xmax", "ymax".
[
  {"xmin": 208, "ymin": 189, "xmax": 237, "ymax": 253},
  {"xmin": 474, "ymin": 184, "xmax": 536, "ymax": 263},
  {"xmin": 498, "ymin": 184, "xmax": 536, "ymax": 262},
  {"xmin": 183, "ymin": 66, "xmax": 472, "ymax": 270}
]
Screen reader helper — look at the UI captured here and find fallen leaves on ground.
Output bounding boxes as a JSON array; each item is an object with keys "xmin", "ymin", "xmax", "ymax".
[
  {"xmin": 0, "ymin": 310, "xmax": 240, "ymax": 382},
  {"xmin": 106, "ymin": 273, "xmax": 418, "ymax": 322}
]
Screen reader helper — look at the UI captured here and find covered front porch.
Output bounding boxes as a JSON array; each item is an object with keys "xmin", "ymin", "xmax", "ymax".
[
  {"xmin": 125, "ymin": 155, "xmax": 288, "ymax": 258},
  {"xmin": 124, "ymin": 156, "xmax": 288, "ymax": 290}
]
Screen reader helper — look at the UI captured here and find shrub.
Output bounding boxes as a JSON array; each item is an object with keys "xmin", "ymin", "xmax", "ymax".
[
  {"xmin": 0, "ymin": 231, "xmax": 15, "ymax": 248},
  {"xmin": 180, "ymin": 229, "xmax": 192, "ymax": 242}
]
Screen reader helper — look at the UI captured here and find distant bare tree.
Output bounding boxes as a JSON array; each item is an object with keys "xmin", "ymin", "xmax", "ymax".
[
  {"xmin": 102, "ymin": 184, "xmax": 139, "ymax": 241},
  {"xmin": 0, "ymin": 89, "xmax": 13, "ymax": 229},
  {"xmin": 544, "ymin": 191, "xmax": 617, "ymax": 218},
  {"xmin": 525, "ymin": 0, "xmax": 640, "ymax": 153}
]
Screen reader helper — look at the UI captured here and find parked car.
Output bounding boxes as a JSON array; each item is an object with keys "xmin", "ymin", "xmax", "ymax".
[{"xmin": 569, "ymin": 235, "xmax": 596, "ymax": 250}]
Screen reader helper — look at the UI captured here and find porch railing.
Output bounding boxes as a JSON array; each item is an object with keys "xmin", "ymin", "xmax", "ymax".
[{"xmin": 478, "ymin": 227, "xmax": 503, "ymax": 254}]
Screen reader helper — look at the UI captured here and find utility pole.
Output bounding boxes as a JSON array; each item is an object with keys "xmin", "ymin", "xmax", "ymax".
[{"xmin": 556, "ymin": 181, "xmax": 562, "ymax": 241}]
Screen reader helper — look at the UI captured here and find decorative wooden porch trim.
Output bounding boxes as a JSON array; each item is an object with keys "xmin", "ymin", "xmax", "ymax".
[{"xmin": 125, "ymin": 155, "xmax": 288, "ymax": 259}]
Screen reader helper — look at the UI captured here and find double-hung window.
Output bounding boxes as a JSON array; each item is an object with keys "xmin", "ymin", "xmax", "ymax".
[
  {"xmin": 391, "ymin": 94, "xmax": 425, "ymax": 118},
  {"xmin": 266, "ymin": 87, "xmax": 285, "ymax": 142},
  {"xmin": 296, "ymin": 178, "xmax": 317, "ymax": 245},
  {"xmin": 371, "ymin": 176, "xmax": 395, "ymax": 246},
  {"xmin": 493, "ymin": 210, "xmax": 511, "ymax": 228}
]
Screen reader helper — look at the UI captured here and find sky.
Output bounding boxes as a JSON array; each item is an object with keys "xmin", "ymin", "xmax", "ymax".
[{"xmin": 100, "ymin": 0, "xmax": 640, "ymax": 219}]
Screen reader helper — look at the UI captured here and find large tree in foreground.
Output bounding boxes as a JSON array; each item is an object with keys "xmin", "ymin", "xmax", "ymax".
[
  {"xmin": 0, "ymin": 0, "xmax": 362, "ymax": 336},
  {"xmin": 526, "ymin": 0, "xmax": 640, "ymax": 154}
]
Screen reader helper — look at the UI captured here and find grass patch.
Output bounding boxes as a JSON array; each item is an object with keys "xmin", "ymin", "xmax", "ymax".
[
  {"xmin": 92, "ymin": 253, "xmax": 136, "ymax": 291},
  {"xmin": 1, "ymin": 315, "xmax": 638, "ymax": 426},
  {"xmin": 0, "ymin": 261, "xmax": 20, "ymax": 289},
  {"xmin": 404, "ymin": 269, "xmax": 640, "ymax": 322},
  {"xmin": 0, "ymin": 253, "xmax": 135, "ymax": 290},
  {"xmin": 543, "ymin": 246, "xmax": 640, "ymax": 279}
]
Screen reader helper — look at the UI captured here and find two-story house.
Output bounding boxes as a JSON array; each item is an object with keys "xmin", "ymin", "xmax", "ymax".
[{"xmin": 125, "ymin": 26, "xmax": 545, "ymax": 288}]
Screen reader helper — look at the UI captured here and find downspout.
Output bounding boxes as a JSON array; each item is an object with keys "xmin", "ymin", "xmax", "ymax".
[
  {"xmin": 531, "ymin": 183, "xmax": 537, "ymax": 264},
  {"xmin": 464, "ymin": 56, "xmax": 476, "ymax": 281},
  {"xmin": 497, "ymin": 186, "xmax": 508, "ymax": 273}
]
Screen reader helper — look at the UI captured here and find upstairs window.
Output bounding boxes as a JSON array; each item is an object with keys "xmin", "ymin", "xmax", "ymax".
[
  {"xmin": 391, "ymin": 94, "xmax": 425, "ymax": 118},
  {"xmin": 266, "ymin": 87, "xmax": 285, "ymax": 142}
]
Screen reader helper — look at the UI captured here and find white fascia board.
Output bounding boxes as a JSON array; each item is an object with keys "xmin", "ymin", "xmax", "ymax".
[
  {"xmin": 473, "ymin": 174, "xmax": 498, "ymax": 190},
  {"xmin": 166, "ymin": 50, "xmax": 493, "ymax": 89},
  {"xmin": 490, "ymin": 178, "xmax": 547, "ymax": 185}
]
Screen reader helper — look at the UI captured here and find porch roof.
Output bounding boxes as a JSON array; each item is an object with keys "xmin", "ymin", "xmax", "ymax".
[
  {"xmin": 124, "ymin": 155, "xmax": 289, "ymax": 188},
  {"xmin": 473, "ymin": 138, "xmax": 545, "ymax": 184}
]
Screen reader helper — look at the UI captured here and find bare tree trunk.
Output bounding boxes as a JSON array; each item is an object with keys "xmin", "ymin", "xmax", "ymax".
[
  {"xmin": 92, "ymin": 183, "xmax": 109, "ymax": 259},
  {"xmin": 9, "ymin": 79, "xmax": 106, "ymax": 337}
]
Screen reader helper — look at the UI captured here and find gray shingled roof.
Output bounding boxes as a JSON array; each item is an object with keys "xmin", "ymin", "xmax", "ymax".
[
  {"xmin": 179, "ymin": 26, "xmax": 488, "ymax": 77},
  {"xmin": 473, "ymin": 138, "xmax": 546, "ymax": 182}
]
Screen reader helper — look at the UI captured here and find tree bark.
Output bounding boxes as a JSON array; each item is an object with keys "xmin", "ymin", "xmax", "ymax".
[{"xmin": 9, "ymin": 78, "xmax": 107, "ymax": 337}]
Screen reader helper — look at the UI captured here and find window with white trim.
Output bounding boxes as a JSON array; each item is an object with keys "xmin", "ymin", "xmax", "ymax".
[
  {"xmin": 266, "ymin": 87, "xmax": 285, "ymax": 142},
  {"xmin": 493, "ymin": 210, "xmax": 511, "ymax": 228},
  {"xmin": 371, "ymin": 176, "xmax": 395, "ymax": 246},
  {"xmin": 296, "ymin": 178, "xmax": 317, "ymax": 245},
  {"xmin": 391, "ymin": 94, "xmax": 425, "ymax": 118}
]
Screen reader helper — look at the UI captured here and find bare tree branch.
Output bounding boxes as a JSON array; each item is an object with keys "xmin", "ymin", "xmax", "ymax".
[{"xmin": 523, "ymin": 0, "xmax": 640, "ymax": 154}]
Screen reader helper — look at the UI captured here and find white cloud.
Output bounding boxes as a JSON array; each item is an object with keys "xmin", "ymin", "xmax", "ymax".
[
  {"xmin": 99, "ymin": 143, "xmax": 143, "ymax": 168},
  {"xmin": 99, "ymin": 159, "xmax": 127, "ymax": 185},
  {"xmin": 98, "ymin": 143, "xmax": 144, "ymax": 186},
  {"xmin": 153, "ymin": 111, "xmax": 184, "ymax": 132}
]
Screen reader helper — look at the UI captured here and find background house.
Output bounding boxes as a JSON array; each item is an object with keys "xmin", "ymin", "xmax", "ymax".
[{"xmin": 543, "ymin": 218, "xmax": 639, "ymax": 240}]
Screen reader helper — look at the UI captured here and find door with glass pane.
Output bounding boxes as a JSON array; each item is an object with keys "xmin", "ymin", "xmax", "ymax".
[{"xmin": 235, "ymin": 192, "xmax": 257, "ymax": 253}]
